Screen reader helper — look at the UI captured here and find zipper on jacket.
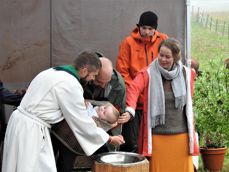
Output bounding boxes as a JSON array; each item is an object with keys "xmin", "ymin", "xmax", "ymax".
[{"xmin": 144, "ymin": 44, "xmax": 149, "ymax": 65}]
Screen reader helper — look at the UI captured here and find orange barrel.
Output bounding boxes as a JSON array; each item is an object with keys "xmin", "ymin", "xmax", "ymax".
[{"xmin": 93, "ymin": 151, "xmax": 149, "ymax": 172}]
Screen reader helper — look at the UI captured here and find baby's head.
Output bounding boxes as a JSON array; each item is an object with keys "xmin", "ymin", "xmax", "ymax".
[{"xmin": 95, "ymin": 103, "xmax": 119, "ymax": 124}]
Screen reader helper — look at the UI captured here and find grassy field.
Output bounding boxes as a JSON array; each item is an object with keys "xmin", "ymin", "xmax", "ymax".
[
  {"xmin": 209, "ymin": 12, "xmax": 229, "ymax": 21},
  {"xmin": 191, "ymin": 16, "xmax": 229, "ymax": 71},
  {"xmin": 191, "ymin": 12, "xmax": 229, "ymax": 172}
]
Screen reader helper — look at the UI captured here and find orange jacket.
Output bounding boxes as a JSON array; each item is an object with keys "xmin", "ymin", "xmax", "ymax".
[{"xmin": 116, "ymin": 27, "xmax": 168, "ymax": 108}]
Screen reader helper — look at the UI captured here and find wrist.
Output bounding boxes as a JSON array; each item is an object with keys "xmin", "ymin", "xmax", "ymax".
[
  {"xmin": 125, "ymin": 111, "xmax": 133, "ymax": 120},
  {"xmin": 125, "ymin": 107, "xmax": 135, "ymax": 117},
  {"xmin": 108, "ymin": 136, "xmax": 112, "ymax": 144}
]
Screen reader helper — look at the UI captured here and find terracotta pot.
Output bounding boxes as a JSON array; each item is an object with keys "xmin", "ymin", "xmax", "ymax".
[{"xmin": 200, "ymin": 147, "xmax": 227, "ymax": 172}]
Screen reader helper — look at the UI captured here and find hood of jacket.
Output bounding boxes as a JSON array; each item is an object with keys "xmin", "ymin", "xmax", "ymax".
[{"xmin": 130, "ymin": 27, "xmax": 162, "ymax": 45}]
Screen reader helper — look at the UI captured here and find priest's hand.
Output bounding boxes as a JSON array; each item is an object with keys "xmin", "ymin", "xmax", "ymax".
[{"xmin": 108, "ymin": 135, "xmax": 125, "ymax": 146}]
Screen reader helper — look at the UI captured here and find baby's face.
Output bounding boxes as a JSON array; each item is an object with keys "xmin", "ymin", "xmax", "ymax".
[{"xmin": 96, "ymin": 105, "xmax": 114, "ymax": 122}]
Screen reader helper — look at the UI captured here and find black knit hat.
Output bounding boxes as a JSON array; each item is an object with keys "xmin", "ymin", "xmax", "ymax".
[
  {"xmin": 138, "ymin": 11, "xmax": 158, "ymax": 29},
  {"xmin": 95, "ymin": 51, "xmax": 104, "ymax": 58}
]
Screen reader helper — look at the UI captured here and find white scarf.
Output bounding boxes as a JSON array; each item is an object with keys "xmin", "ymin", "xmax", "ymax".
[
  {"xmin": 145, "ymin": 63, "xmax": 196, "ymax": 155},
  {"xmin": 147, "ymin": 59, "xmax": 187, "ymax": 128}
]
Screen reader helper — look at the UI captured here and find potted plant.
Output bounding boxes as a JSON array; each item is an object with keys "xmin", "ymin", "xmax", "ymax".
[{"xmin": 194, "ymin": 58, "xmax": 229, "ymax": 171}]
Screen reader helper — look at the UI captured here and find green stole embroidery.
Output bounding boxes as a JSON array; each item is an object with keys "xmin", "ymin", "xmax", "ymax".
[{"xmin": 53, "ymin": 65, "xmax": 80, "ymax": 81}]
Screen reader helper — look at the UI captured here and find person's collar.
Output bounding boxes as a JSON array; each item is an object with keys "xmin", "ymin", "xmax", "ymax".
[{"xmin": 53, "ymin": 65, "xmax": 80, "ymax": 81}]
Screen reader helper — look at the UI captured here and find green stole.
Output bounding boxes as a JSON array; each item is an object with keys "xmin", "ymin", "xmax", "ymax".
[{"xmin": 53, "ymin": 65, "xmax": 80, "ymax": 82}]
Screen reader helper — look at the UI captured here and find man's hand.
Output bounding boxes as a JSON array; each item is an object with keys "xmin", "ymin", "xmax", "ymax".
[
  {"xmin": 117, "ymin": 112, "xmax": 132, "ymax": 124},
  {"xmin": 108, "ymin": 135, "xmax": 125, "ymax": 146}
]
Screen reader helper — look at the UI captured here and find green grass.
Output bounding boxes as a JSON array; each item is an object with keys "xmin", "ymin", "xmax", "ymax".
[
  {"xmin": 191, "ymin": 17, "xmax": 229, "ymax": 71},
  {"xmin": 191, "ymin": 13, "xmax": 229, "ymax": 171}
]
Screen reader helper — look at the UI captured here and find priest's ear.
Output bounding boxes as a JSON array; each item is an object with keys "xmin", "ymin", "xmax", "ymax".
[{"xmin": 78, "ymin": 67, "xmax": 88, "ymax": 78}]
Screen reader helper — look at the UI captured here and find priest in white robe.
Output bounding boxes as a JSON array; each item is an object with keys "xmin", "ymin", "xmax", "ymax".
[{"xmin": 2, "ymin": 50, "xmax": 125, "ymax": 172}]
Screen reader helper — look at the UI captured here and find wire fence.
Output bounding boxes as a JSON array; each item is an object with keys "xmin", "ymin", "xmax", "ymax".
[{"xmin": 192, "ymin": 6, "xmax": 229, "ymax": 39}]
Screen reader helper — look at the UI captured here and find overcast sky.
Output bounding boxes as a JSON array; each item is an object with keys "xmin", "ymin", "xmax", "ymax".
[{"xmin": 190, "ymin": 0, "xmax": 229, "ymax": 12}]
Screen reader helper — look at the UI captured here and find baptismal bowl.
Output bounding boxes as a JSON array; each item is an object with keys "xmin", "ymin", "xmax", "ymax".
[{"xmin": 95, "ymin": 151, "xmax": 146, "ymax": 166}]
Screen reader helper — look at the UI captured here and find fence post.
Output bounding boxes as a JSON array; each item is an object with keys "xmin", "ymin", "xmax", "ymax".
[
  {"xmin": 196, "ymin": 7, "xmax": 200, "ymax": 22},
  {"xmin": 228, "ymin": 23, "xmax": 229, "ymax": 39},
  {"xmin": 222, "ymin": 21, "xmax": 226, "ymax": 36},
  {"xmin": 201, "ymin": 11, "xmax": 204, "ymax": 26},
  {"xmin": 215, "ymin": 19, "xmax": 218, "ymax": 33},
  {"xmin": 192, "ymin": 6, "xmax": 194, "ymax": 16},
  {"xmin": 210, "ymin": 17, "xmax": 212, "ymax": 31},
  {"xmin": 205, "ymin": 14, "xmax": 209, "ymax": 28}
]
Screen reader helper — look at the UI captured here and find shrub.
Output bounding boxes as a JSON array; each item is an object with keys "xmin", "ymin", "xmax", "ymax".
[{"xmin": 194, "ymin": 58, "xmax": 229, "ymax": 148}]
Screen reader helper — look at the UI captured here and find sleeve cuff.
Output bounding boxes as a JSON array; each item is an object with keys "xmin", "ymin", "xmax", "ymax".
[{"xmin": 125, "ymin": 107, "xmax": 135, "ymax": 117}]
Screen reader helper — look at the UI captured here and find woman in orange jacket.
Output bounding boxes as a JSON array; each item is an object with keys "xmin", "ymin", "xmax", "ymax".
[{"xmin": 116, "ymin": 11, "xmax": 168, "ymax": 152}]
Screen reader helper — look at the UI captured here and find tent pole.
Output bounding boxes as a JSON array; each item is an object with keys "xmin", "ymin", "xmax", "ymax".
[{"xmin": 186, "ymin": 0, "xmax": 191, "ymax": 68}]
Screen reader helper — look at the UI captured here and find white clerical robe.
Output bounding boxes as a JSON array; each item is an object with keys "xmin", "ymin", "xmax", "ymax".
[{"xmin": 2, "ymin": 68, "xmax": 109, "ymax": 172}]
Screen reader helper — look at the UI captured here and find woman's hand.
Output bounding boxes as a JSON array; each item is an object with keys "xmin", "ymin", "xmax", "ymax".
[{"xmin": 117, "ymin": 112, "xmax": 132, "ymax": 124}]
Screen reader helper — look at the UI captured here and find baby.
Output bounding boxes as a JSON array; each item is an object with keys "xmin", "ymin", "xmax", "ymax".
[
  {"xmin": 85, "ymin": 101, "xmax": 120, "ymax": 131},
  {"xmin": 50, "ymin": 101, "xmax": 120, "ymax": 155}
]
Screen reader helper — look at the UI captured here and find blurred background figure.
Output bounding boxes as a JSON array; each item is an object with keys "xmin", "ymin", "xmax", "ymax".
[
  {"xmin": 191, "ymin": 58, "xmax": 201, "ymax": 76},
  {"xmin": 224, "ymin": 58, "xmax": 229, "ymax": 69},
  {"xmin": 0, "ymin": 80, "xmax": 25, "ymax": 171}
]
